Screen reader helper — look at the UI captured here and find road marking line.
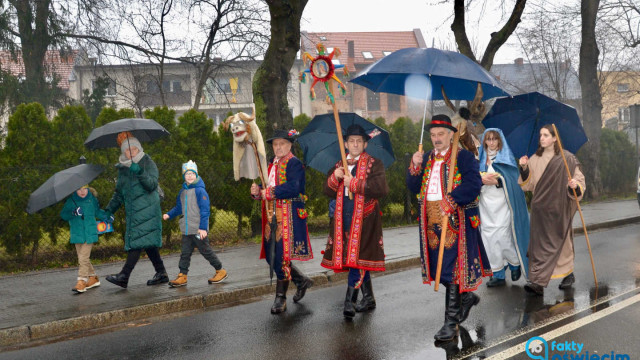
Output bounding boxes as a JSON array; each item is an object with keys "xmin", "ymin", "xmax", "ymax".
[
  {"xmin": 487, "ymin": 293, "xmax": 640, "ymax": 359},
  {"xmin": 458, "ymin": 286, "xmax": 640, "ymax": 359}
]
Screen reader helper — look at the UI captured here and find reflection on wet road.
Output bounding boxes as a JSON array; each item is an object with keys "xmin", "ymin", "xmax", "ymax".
[{"xmin": 2, "ymin": 224, "xmax": 640, "ymax": 360}]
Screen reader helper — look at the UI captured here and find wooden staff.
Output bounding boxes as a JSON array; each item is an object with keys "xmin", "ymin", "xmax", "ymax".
[
  {"xmin": 434, "ymin": 124, "xmax": 461, "ymax": 292},
  {"xmin": 552, "ymin": 124, "xmax": 598, "ymax": 287},
  {"xmin": 328, "ymin": 80, "xmax": 352, "ymax": 199},
  {"xmin": 250, "ymin": 141, "xmax": 272, "ymax": 222}
]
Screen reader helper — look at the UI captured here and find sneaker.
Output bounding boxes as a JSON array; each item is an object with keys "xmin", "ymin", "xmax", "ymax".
[
  {"xmin": 169, "ymin": 273, "xmax": 188, "ymax": 287},
  {"xmin": 73, "ymin": 280, "xmax": 87, "ymax": 293},
  {"xmin": 208, "ymin": 269, "xmax": 228, "ymax": 284},
  {"xmin": 86, "ymin": 276, "xmax": 101, "ymax": 289}
]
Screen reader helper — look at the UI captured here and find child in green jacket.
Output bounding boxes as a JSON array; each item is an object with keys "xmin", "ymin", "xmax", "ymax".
[{"xmin": 60, "ymin": 185, "xmax": 108, "ymax": 294}]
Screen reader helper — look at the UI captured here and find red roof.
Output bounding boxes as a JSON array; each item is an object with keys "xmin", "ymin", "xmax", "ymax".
[
  {"xmin": 0, "ymin": 50, "xmax": 79, "ymax": 90},
  {"xmin": 301, "ymin": 30, "xmax": 425, "ymax": 71}
]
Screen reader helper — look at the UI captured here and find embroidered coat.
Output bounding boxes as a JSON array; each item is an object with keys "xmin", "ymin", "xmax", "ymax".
[
  {"xmin": 258, "ymin": 152, "xmax": 313, "ymax": 263},
  {"xmin": 406, "ymin": 147, "xmax": 492, "ymax": 292},
  {"xmin": 321, "ymin": 152, "xmax": 389, "ymax": 272}
]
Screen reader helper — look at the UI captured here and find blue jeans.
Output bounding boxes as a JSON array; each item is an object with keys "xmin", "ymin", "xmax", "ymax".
[{"xmin": 493, "ymin": 264, "xmax": 520, "ymax": 280}]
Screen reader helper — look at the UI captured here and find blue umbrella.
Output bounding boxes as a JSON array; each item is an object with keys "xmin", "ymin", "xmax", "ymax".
[
  {"xmin": 297, "ymin": 113, "xmax": 395, "ymax": 174},
  {"xmin": 483, "ymin": 92, "xmax": 588, "ymax": 158},
  {"xmin": 350, "ymin": 47, "xmax": 509, "ymax": 101}
]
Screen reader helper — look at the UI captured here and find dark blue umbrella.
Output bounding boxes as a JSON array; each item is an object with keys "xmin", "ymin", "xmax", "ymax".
[
  {"xmin": 483, "ymin": 92, "xmax": 588, "ymax": 158},
  {"xmin": 297, "ymin": 113, "xmax": 395, "ymax": 174},
  {"xmin": 350, "ymin": 47, "xmax": 509, "ymax": 101}
]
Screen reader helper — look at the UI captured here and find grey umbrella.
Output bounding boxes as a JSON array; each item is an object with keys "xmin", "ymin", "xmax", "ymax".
[
  {"xmin": 27, "ymin": 164, "xmax": 104, "ymax": 214},
  {"xmin": 84, "ymin": 118, "xmax": 170, "ymax": 149}
]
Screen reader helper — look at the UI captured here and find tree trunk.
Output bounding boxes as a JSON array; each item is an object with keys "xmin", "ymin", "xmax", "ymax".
[
  {"xmin": 451, "ymin": 0, "xmax": 527, "ymax": 71},
  {"xmin": 12, "ymin": 0, "xmax": 52, "ymax": 106},
  {"xmin": 578, "ymin": 0, "xmax": 603, "ymax": 199},
  {"xmin": 252, "ymin": 0, "xmax": 308, "ymax": 140}
]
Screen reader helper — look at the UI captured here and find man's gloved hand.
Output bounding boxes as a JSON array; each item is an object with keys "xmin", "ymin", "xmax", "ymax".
[
  {"xmin": 130, "ymin": 162, "xmax": 142, "ymax": 174},
  {"xmin": 72, "ymin": 207, "xmax": 84, "ymax": 217}
]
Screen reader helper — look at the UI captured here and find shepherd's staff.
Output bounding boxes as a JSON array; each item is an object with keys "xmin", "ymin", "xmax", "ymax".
[
  {"xmin": 434, "ymin": 124, "xmax": 461, "ymax": 292},
  {"xmin": 552, "ymin": 124, "xmax": 598, "ymax": 287}
]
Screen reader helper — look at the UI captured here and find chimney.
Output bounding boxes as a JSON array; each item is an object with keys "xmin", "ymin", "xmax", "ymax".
[
  {"xmin": 347, "ymin": 40, "xmax": 355, "ymax": 72},
  {"xmin": 514, "ymin": 58, "xmax": 524, "ymax": 66}
]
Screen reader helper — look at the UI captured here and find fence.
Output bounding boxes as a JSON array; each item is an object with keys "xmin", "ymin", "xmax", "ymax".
[{"xmin": 0, "ymin": 158, "xmax": 417, "ymax": 273}]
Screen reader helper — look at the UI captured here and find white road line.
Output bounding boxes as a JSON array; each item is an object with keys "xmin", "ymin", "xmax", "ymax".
[{"xmin": 487, "ymin": 293, "xmax": 640, "ymax": 359}]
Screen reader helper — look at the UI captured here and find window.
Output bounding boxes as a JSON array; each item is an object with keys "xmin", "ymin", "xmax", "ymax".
[
  {"xmin": 619, "ymin": 107, "xmax": 631, "ymax": 123},
  {"xmin": 367, "ymin": 89, "xmax": 380, "ymax": 111},
  {"xmin": 319, "ymin": 36, "xmax": 327, "ymax": 41},
  {"xmin": 387, "ymin": 94, "xmax": 401, "ymax": 112},
  {"xmin": 93, "ymin": 78, "xmax": 116, "ymax": 96},
  {"xmin": 362, "ymin": 51, "xmax": 374, "ymax": 59},
  {"xmin": 332, "ymin": 59, "xmax": 341, "ymax": 65},
  {"xmin": 147, "ymin": 81, "xmax": 160, "ymax": 94},
  {"xmin": 383, "ymin": 51, "xmax": 392, "ymax": 56},
  {"xmin": 618, "ymin": 83, "xmax": 630, "ymax": 92}
]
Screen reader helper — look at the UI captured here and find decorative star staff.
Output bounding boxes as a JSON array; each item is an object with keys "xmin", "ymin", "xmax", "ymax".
[{"xmin": 300, "ymin": 43, "xmax": 352, "ymax": 198}]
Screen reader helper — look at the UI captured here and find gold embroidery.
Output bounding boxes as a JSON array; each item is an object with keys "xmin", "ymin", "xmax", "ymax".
[{"xmin": 425, "ymin": 200, "xmax": 457, "ymax": 250}]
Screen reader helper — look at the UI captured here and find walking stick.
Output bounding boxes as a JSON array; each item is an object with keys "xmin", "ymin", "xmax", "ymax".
[
  {"xmin": 551, "ymin": 124, "xmax": 598, "ymax": 287},
  {"xmin": 434, "ymin": 125, "xmax": 461, "ymax": 292}
]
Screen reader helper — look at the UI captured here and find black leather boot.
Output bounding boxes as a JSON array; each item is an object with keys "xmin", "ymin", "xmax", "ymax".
[
  {"xmin": 271, "ymin": 280, "xmax": 289, "ymax": 314},
  {"xmin": 460, "ymin": 291, "xmax": 480, "ymax": 323},
  {"xmin": 434, "ymin": 284, "xmax": 461, "ymax": 342},
  {"xmin": 343, "ymin": 286, "xmax": 359, "ymax": 319},
  {"xmin": 559, "ymin": 273, "xmax": 575, "ymax": 290},
  {"xmin": 106, "ymin": 273, "xmax": 129, "ymax": 288},
  {"xmin": 147, "ymin": 271, "xmax": 169, "ymax": 285},
  {"xmin": 290, "ymin": 265, "xmax": 313, "ymax": 303},
  {"xmin": 355, "ymin": 279, "xmax": 376, "ymax": 312}
]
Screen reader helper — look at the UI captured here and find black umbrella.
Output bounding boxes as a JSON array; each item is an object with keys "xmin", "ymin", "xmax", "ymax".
[
  {"xmin": 27, "ymin": 164, "xmax": 104, "ymax": 214},
  {"xmin": 297, "ymin": 113, "xmax": 396, "ymax": 174},
  {"xmin": 84, "ymin": 118, "xmax": 170, "ymax": 149}
]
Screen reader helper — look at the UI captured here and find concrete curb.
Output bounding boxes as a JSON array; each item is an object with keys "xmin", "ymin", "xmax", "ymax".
[{"xmin": 0, "ymin": 218, "xmax": 635, "ymax": 349}]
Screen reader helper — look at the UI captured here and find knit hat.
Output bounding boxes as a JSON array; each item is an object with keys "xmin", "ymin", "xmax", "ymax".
[
  {"xmin": 119, "ymin": 133, "xmax": 143, "ymax": 154},
  {"xmin": 182, "ymin": 160, "xmax": 198, "ymax": 178}
]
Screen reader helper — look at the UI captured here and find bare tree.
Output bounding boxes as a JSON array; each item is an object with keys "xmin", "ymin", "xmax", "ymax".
[
  {"xmin": 514, "ymin": 5, "xmax": 581, "ymax": 102},
  {"xmin": 451, "ymin": 0, "xmax": 527, "ymax": 70}
]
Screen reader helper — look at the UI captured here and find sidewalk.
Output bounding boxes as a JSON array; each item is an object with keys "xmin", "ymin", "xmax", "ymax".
[{"xmin": 1, "ymin": 200, "xmax": 638, "ymax": 348}]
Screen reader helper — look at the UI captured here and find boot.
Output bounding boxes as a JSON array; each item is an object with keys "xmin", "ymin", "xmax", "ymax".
[
  {"xmin": 559, "ymin": 273, "xmax": 575, "ymax": 290},
  {"xmin": 106, "ymin": 273, "xmax": 129, "ymax": 288},
  {"xmin": 524, "ymin": 281, "xmax": 544, "ymax": 296},
  {"xmin": 355, "ymin": 279, "xmax": 376, "ymax": 312},
  {"xmin": 343, "ymin": 286, "xmax": 359, "ymax": 319},
  {"xmin": 434, "ymin": 284, "xmax": 461, "ymax": 342},
  {"xmin": 460, "ymin": 291, "xmax": 480, "ymax": 323},
  {"xmin": 147, "ymin": 271, "xmax": 169, "ymax": 286},
  {"xmin": 290, "ymin": 265, "xmax": 313, "ymax": 303},
  {"xmin": 271, "ymin": 280, "xmax": 289, "ymax": 314}
]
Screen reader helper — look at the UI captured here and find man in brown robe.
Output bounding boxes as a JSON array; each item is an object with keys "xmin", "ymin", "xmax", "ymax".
[
  {"xmin": 321, "ymin": 124, "xmax": 389, "ymax": 319},
  {"xmin": 518, "ymin": 125, "xmax": 585, "ymax": 296}
]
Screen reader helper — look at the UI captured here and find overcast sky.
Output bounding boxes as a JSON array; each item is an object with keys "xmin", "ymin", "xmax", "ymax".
[{"xmin": 301, "ymin": 0, "xmax": 525, "ymax": 65}]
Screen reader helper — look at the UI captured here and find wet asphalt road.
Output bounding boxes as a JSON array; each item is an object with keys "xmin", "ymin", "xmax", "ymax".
[{"xmin": 2, "ymin": 223, "xmax": 640, "ymax": 360}]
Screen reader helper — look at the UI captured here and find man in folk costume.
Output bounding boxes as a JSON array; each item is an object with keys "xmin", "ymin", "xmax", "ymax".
[
  {"xmin": 518, "ymin": 124, "xmax": 585, "ymax": 296},
  {"xmin": 250, "ymin": 129, "xmax": 313, "ymax": 314},
  {"xmin": 478, "ymin": 128, "xmax": 530, "ymax": 287},
  {"xmin": 406, "ymin": 114, "xmax": 492, "ymax": 342},
  {"xmin": 321, "ymin": 124, "xmax": 389, "ymax": 319}
]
